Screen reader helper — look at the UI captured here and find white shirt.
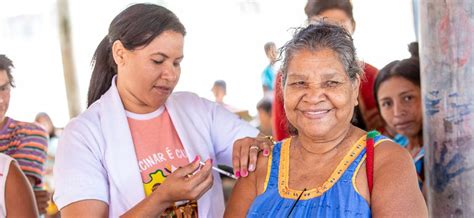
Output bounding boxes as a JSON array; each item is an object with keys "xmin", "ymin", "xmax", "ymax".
[{"xmin": 53, "ymin": 78, "xmax": 259, "ymax": 217}]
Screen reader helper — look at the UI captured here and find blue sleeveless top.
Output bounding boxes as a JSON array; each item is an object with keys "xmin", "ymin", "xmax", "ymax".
[{"xmin": 247, "ymin": 133, "xmax": 389, "ymax": 217}]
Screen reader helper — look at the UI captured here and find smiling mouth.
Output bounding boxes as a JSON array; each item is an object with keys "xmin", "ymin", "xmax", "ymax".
[{"xmin": 301, "ymin": 109, "xmax": 332, "ymax": 118}]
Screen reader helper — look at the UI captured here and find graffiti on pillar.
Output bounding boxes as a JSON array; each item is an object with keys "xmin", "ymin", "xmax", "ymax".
[
  {"xmin": 432, "ymin": 139, "xmax": 474, "ymax": 193},
  {"xmin": 438, "ymin": 5, "xmax": 473, "ymax": 69},
  {"xmin": 425, "ymin": 90, "xmax": 441, "ymax": 116},
  {"xmin": 427, "ymin": 90, "xmax": 474, "ymax": 193}
]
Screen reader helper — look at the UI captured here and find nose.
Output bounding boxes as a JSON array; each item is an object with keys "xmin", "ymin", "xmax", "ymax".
[
  {"xmin": 302, "ymin": 84, "xmax": 325, "ymax": 104},
  {"xmin": 393, "ymin": 101, "xmax": 406, "ymax": 117},
  {"xmin": 160, "ymin": 64, "xmax": 178, "ymax": 81}
]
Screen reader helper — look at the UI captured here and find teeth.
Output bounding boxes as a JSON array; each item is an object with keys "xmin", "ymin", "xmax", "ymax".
[{"xmin": 305, "ymin": 110, "xmax": 329, "ymax": 115}]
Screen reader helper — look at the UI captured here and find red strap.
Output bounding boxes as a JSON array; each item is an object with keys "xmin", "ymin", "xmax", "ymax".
[{"xmin": 366, "ymin": 131, "xmax": 376, "ymax": 195}]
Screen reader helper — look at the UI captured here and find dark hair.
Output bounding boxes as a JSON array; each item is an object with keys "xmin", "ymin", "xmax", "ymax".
[
  {"xmin": 35, "ymin": 112, "xmax": 56, "ymax": 138},
  {"xmin": 257, "ymin": 98, "xmax": 272, "ymax": 114},
  {"xmin": 264, "ymin": 42, "xmax": 276, "ymax": 53},
  {"xmin": 213, "ymin": 80, "xmax": 227, "ymax": 93},
  {"xmin": 280, "ymin": 22, "xmax": 362, "ymax": 135},
  {"xmin": 87, "ymin": 3, "xmax": 186, "ymax": 107},
  {"xmin": 304, "ymin": 0, "xmax": 355, "ymax": 25},
  {"xmin": 373, "ymin": 42, "xmax": 420, "ymax": 110},
  {"xmin": 0, "ymin": 55, "xmax": 15, "ymax": 87},
  {"xmin": 408, "ymin": 41, "xmax": 419, "ymax": 58}
]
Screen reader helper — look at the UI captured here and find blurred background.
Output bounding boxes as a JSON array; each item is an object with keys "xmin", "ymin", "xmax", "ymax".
[{"xmin": 0, "ymin": 0, "xmax": 416, "ymax": 127}]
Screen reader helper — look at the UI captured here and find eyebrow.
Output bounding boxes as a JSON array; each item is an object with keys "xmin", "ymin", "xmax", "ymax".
[
  {"xmin": 286, "ymin": 74, "xmax": 308, "ymax": 80},
  {"xmin": 379, "ymin": 89, "xmax": 417, "ymax": 102},
  {"xmin": 0, "ymin": 82, "xmax": 10, "ymax": 88},
  {"xmin": 151, "ymin": 52, "xmax": 184, "ymax": 60},
  {"xmin": 398, "ymin": 89, "xmax": 416, "ymax": 97},
  {"xmin": 287, "ymin": 71, "xmax": 342, "ymax": 79},
  {"xmin": 320, "ymin": 72, "xmax": 342, "ymax": 80},
  {"xmin": 379, "ymin": 97, "xmax": 392, "ymax": 102}
]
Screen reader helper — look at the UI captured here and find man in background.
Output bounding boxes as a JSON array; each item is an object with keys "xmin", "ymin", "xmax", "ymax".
[
  {"xmin": 0, "ymin": 54, "xmax": 49, "ymax": 215},
  {"xmin": 211, "ymin": 80, "xmax": 252, "ymax": 121},
  {"xmin": 256, "ymin": 98, "xmax": 273, "ymax": 136},
  {"xmin": 261, "ymin": 42, "xmax": 278, "ymax": 98}
]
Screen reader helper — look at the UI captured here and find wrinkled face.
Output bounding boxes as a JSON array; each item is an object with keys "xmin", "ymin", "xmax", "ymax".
[
  {"xmin": 377, "ymin": 76, "xmax": 422, "ymax": 138},
  {"xmin": 0, "ymin": 70, "xmax": 11, "ymax": 123},
  {"xmin": 309, "ymin": 9, "xmax": 354, "ymax": 34},
  {"xmin": 115, "ymin": 31, "xmax": 184, "ymax": 113},
  {"xmin": 284, "ymin": 49, "xmax": 359, "ymax": 140}
]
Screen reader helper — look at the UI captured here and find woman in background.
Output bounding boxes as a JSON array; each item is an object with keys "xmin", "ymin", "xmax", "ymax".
[{"xmin": 374, "ymin": 42, "xmax": 425, "ymax": 188}]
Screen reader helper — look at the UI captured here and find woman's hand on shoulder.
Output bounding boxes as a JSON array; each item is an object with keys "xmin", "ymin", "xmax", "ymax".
[
  {"xmin": 232, "ymin": 134, "xmax": 273, "ymax": 178},
  {"xmin": 371, "ymin": 140, "xmax": 428, "ymax": 217}
]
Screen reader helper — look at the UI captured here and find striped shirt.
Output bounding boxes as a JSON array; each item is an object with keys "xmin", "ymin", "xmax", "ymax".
[{"xmin": 0, "ymin": 117, "xmax": 48, "ymax": 188}]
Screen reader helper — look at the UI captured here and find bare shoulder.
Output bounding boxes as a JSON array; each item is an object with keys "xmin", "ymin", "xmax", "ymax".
[
  {"xmin": 6, "ymin": 161, "xmax": 38, "ymax": 217},
  {"xmin": 224, "ymin": 147, "xmax": 272, "ymax": 217},
  {"xmin": 373, "ymin": 139, "xmax": 412, "ymax": 168},
  {"xmin": 370, "ymin": 140, "xmax": 428, "ymax": 216}
]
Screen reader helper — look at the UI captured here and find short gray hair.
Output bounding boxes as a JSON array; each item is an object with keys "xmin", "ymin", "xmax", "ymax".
[{"xmin": 280, "ymin": 22, "xmax": 362, "ymax": 86}]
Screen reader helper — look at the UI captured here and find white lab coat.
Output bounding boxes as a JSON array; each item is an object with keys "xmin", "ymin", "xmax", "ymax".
[{"xmin": 53, "ymin": 78, "xmax": 259, "ymax": 217}]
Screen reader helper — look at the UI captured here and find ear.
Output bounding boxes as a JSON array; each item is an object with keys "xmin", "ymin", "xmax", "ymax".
[
  {"xmin": 351, "ymin": 20, "xmax": 356, "ymax": 34},
  {"xmin": 112, "ymin": 40, "xmax": 126, "ymax": 67},
  {"xmin": 352, "ymin": 75, "xmax": 361, "ymax": 106}
]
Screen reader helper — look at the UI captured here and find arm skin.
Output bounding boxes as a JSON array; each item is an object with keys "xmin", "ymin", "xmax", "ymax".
[
  {"xmin": 354, "ymin": 140, "xmax": 428, "ymax": 217},
  {"xmin": 6, "ymin": 162, "xmax": 39, "ymax": 217},
  {"xmin": 225, "ymin": 152, "xmax": 269, "ymax": 217}
]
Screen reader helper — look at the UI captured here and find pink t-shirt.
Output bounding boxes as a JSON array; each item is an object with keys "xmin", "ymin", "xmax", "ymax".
[
  {"xmin": 127, "ymin": 107, "xmax": 189, "ymax": 195},
  {"xmin": 127, "ymin": 107, "xmax": 198, "ymax": 216}
]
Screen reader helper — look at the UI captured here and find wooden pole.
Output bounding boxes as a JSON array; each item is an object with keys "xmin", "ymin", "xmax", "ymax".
[
  {"xmin": 57, "ymin": 0, "xmax": 81, "ymax": 118},
  {"xmin": 420, "ymin": 0, "xmax": 474, "ymax": 216}
]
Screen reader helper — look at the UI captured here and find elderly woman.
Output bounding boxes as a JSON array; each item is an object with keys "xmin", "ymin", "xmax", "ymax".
[
  {"xmin": 225, "ymin": 23, "xmax": 427, "ymax": 217},
  {"xmin": 53, "ymin": 4, "xmax": 270, "ymax": 217},
  {"xmin": 272, "ymin": 0, "xmax": 383, "ymax": 142}
]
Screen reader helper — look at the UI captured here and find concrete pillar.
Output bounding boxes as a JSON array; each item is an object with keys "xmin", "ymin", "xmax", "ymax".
[
  {"xmin": 420, "ymin": 0, "xmax": 474, "ymax": 216},
  {"xmin": 57, "ymin": 0, "xmax": 81, "ymax": 118}
]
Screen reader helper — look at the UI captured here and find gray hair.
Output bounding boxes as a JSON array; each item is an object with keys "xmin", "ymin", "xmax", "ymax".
[{"xmin": 280, "ymin": 22, "xmax": 363, "ymax": 86}]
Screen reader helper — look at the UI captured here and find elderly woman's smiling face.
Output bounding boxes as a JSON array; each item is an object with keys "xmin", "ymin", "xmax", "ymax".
[{"xmin": 283, "ymin": 48, "xmax": 359, "ymax": 140}]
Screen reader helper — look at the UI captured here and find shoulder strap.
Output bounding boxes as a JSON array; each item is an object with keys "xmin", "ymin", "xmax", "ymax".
[{"xmin": 366, "ymin": 131, "xmax": 378, "ymax": 195}]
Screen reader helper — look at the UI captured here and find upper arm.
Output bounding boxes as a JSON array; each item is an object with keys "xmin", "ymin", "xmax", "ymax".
[
  {"xmin": 371, "ymin": 141, "xmax": 428, "ymax": 217},
  {"xmin": 53, "ymin": 120, "xmax": 110, "ymax": 213},
  {"xmin": 225, "ymin": 154, "xmax": 269, "ymax": 217},
  {"xmin": 61, "ymin": 200, "xmax": 109, "ymax": 218},
  {"xmin": 5, "ymin": 161, "xmax": 38, "ymax": 217},
  {"xmin": 209, "ymin": 101, "xmax": 259, "ymax": 165},
  {"xmin": 224, "ymin": 169, "xmax": 258, "ymax": 217}
]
